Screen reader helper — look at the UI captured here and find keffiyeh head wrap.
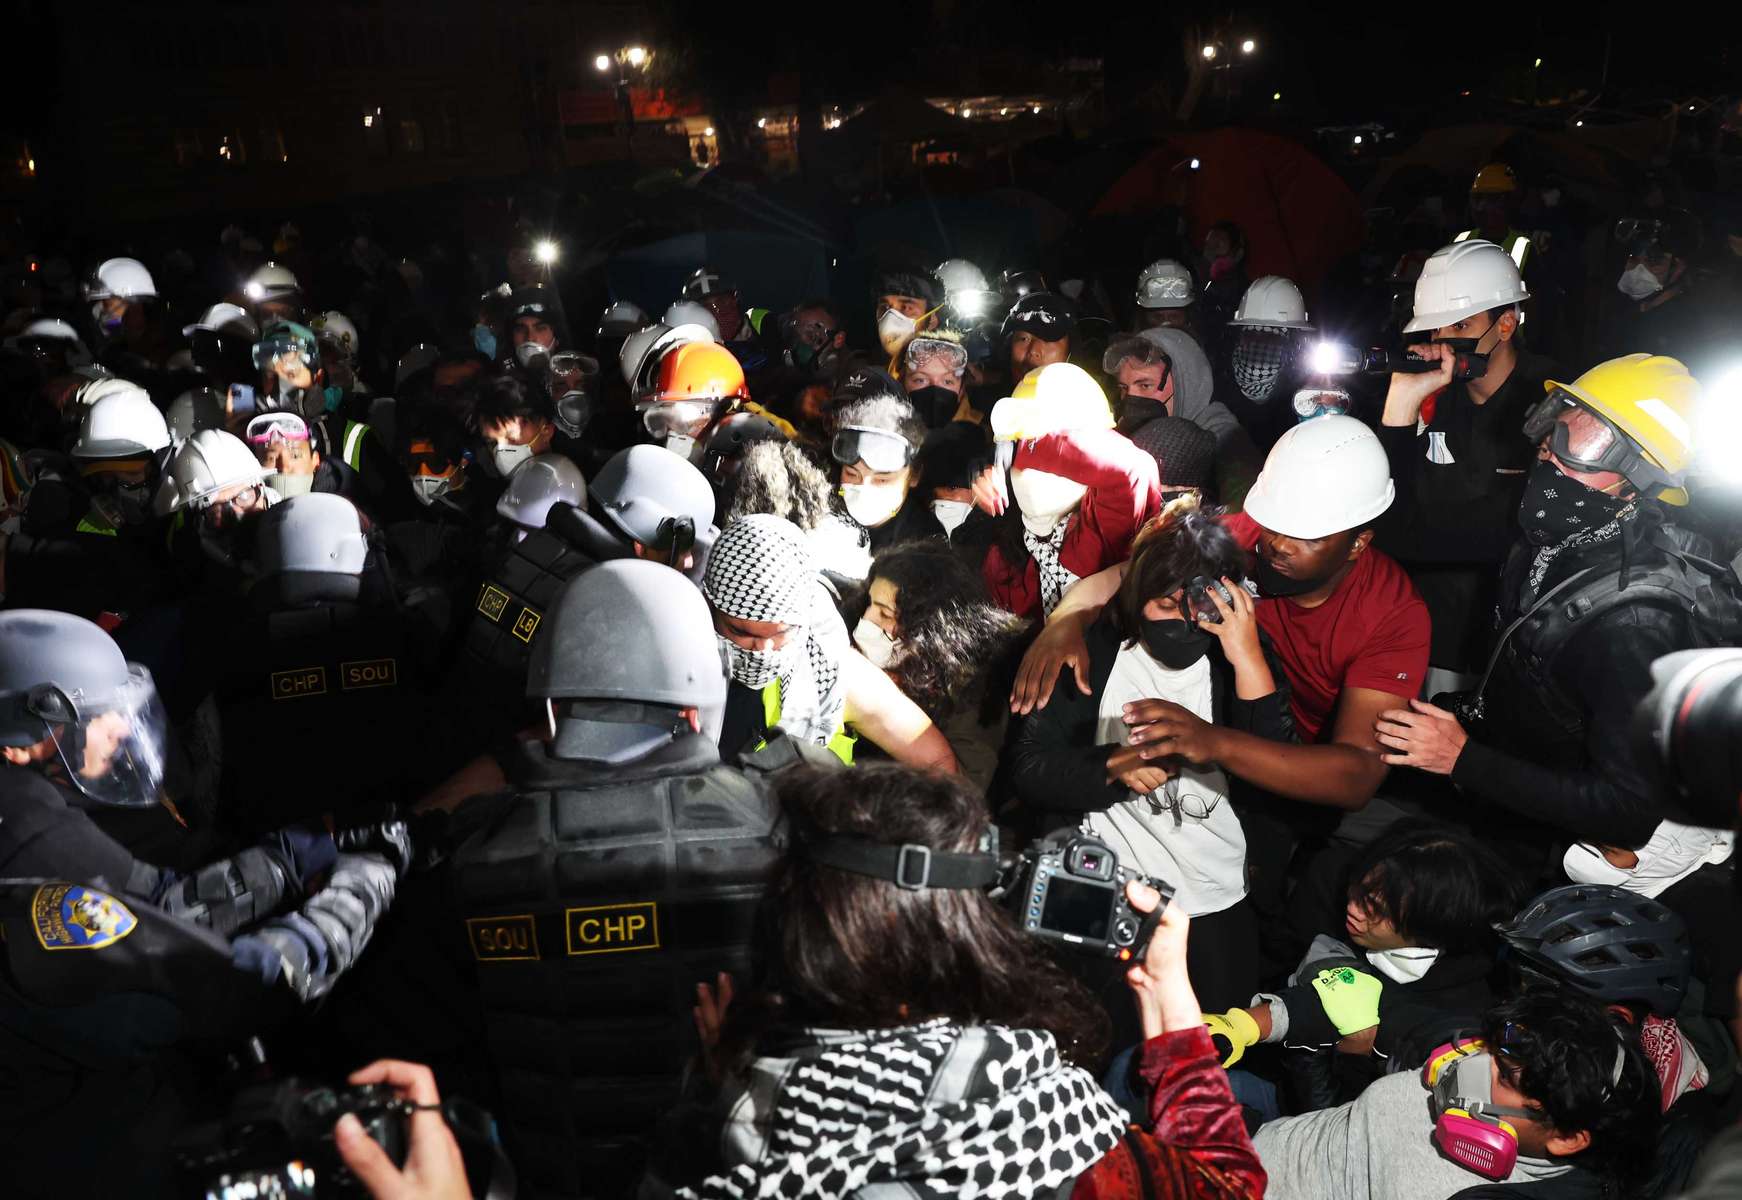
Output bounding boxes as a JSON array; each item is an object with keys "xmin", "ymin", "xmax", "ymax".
[
  {"xmin": 682, "ymin": 1020, "xmax": 1128, "ymax": 1200},
  {"xmin": 704, "ymin": 514, "xmax": 847, "ymax": 744},
  {"xmin": 1024, "ymin": 518, "xmax": 1080, "ymax": 618}
]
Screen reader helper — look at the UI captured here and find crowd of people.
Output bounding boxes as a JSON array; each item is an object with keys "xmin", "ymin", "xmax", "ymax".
[{"xmin": 0, "ymin": 157, "xmax": 1739, "ymax": 1200}]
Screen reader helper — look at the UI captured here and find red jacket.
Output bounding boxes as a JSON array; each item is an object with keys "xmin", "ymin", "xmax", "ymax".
[
  {"xmin": 1072, "ymin": 1027, "xmax": 1266, "ymax": 1200},
  {"xmin": 984, "ymin": 429, "xmax": 1161, "ymax": 619}
]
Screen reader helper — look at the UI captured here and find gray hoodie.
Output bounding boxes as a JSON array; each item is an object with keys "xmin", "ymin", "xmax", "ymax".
[{"xmin": 1137, "ymin": 326, "xmax": 1241, "ymax": 447}]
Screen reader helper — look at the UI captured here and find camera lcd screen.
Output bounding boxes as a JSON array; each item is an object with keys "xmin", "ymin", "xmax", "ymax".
[{"xmin": 1040, "ymin": 876, "xmax": 1114, "ymax": 941}]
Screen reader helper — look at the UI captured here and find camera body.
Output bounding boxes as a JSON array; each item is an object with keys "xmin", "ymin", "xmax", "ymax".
[
  {"xmin": 1005, "ymin": 834, "xmax": 1171, "ymax": 958},
  {"xmin": 1185, "ymin": 575, "xmax": 1236, "ymax": 625},
  {"xmin": 175, "ymin": 1080, "xmax": 409, "ymax": 1198}
]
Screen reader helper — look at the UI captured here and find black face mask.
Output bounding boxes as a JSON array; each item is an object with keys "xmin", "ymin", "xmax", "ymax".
[
  {"xmin": 1253, "ymin": 554, "xmax": 1324, "ymax": 598},
  {"xmin": 1140, "ymin": 614, "xmax": 1213, "ymax": 669},
  {"xmin": 1431, "ymin": 336, "xmax": 1479, "ymax": 354},
  {"xmin": 906, "ymin": 385, "xmax": 960, "ymax": 429},
  {"xmin": 1117, "ymin": 396, "xmax": 1169, "ymax": 432},
  {"xmin": 1517, "ymin": 459, "xmax": 1629, "ymax": 547}
]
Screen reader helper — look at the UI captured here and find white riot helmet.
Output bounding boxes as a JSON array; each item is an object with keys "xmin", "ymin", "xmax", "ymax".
[
  {"xmin": 1403, "ymin": 240, "xmax": 1530, "ymax": 333},
  {"xmin": 619, "ymin": 321, "xmax": 672, "ymax": 386},
  {"xmin": 71, "ymin": 386, "xmax": 170, "ymax": 460},
  {"xmin": 310, "ymin": 311, "xmax": 361, "ymax": 361},
  {"xmin": 1135, "ymin": 259, "xmax": 1195, "ymax": 309},
  {"xmin": 156, "ymin": 430, "xmax": 268, "ymax": 515},
  {"xmin": 1229, "ymin": 276, "xmax": 1313, "ymax": 330},
  {"xmin": 6, "ymin": 318, "xmax": 90, "ymax": 366},
  {"xmin": 180, "ymin": 302, "xmax": 259, "ymax": 342},
  {"xmin": 598, "ymin": 300, "xmax": 649, "ymax": 340},
  {"xmin": 1241, "ymin": 414, "xmax": 1394, "ymax": 539},
  {"xmin": 244, "ymin": 262, "xmax": 301, "ymax": 303},
  {"xmin": 165, "ymin": 387, "xmax": 226, "ymax": 446},
  {"xmin": 661, "ymin": 301, "xmax": 722, "ymax": 342},
  {"xmin": 83, "ymin": 257, "xmax": 158, "ymax": 302},
  {"xmin": 496, "ymin": 454, "xmax": 586, "ymax": 534},
  {"xmin": 254, "ymin": 493, "xmax": 370, "ymax": 604}
]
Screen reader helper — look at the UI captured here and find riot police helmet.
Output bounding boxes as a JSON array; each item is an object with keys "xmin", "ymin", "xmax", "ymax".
[
  {"xmin": 589, "ymin": 444, "xmax": 717, "ymax": 555},
  {"xmin": 253, "ymin": 493, "xmax": 372, "ymax": 605}
]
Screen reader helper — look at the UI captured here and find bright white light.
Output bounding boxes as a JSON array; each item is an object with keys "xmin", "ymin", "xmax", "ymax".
[
  {"xmin": 1000, "ymin": 107, "xmax": 1008, "ymax": 115},
  {"xmin": 1201, "ymin": 44, "xmax": 1217, "ymax": 60},
  {"xmin": 703, "ymin": 126, "xmax": 715, "ymax": 137},
  {"xmin": 534, "ymin": 239, "xmax": 558, "ymax": 265},
  {"xmin": 757, "ymin": 117, "xmax": 767, "ymax": 128},
  {"xmin": 1689, "ymin": 104, "xmax": 1697, "ymax": 112},
  {"xmin": 1272, "ymin": 91, "xmax": 1281, "ymax": 101},
  {"xmin": 962, "ymin": 108, "xmax": 972, "ymax": 118},
  {"xmin": 1353, "ymin": 135, "xmax": 1364, "ymax": 145},
  {"xmin": 25, "ymin": 158, "xmax": 33, "ymax": 172},
  {"xmin": 363, "ymin": 114, "xmax": 373, "ymax": 128},
  {"xmin": 1533, "ymin": 57, "xmax": 1542, "ymax": 68},
  {"xmin": 1031, "ymin": 105, "xmax": 1040, "ymax": 114},
  {"xmin": 1307, "ymin": 342, "xmax": 1340, "ymax": 375},
  {"xmin": 1241, "ymin": 38, "xmax": 1256, "ymax": 53},
  {"xmin": 1189, "ymin": 157, "xmax": 1201, "ymax": 170},
  {"xmin": 1700, "ymin": 368, "xmax": 1742, "ymax": 485},
  {"xmin": 1575, "ymin": 119, "xmax": 1584, "ymax": 127},
  {"xmin": 244, "ymin": 281, "xmax": 265, "ymax": 301},
  {"xmin": 595, "ymin": 54, "xmax": 610, "ymax": 71},
  {"xmin": 625, "ymin": 45, "xmax": 647, "ymax": 67}
]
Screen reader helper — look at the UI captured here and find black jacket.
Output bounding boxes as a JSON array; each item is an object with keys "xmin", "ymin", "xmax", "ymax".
[{"xmin": 1007, "ymin": 614, "xmax": 1296, "ymax": 824}]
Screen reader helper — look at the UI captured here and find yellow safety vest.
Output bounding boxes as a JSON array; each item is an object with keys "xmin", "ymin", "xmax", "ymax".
[
  {"xmin": 340, "ymin": 420, "xmax": 371, "ymax": 471},
  {"xmin": 758, "ymin": 678, "xmax": 855, "ymax": 766}
]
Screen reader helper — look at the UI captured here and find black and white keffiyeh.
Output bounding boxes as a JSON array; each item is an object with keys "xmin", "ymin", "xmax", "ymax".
[
  {"xmin": 1024, "ymin": 519, "xmax": 1080, "ymax": 618},
  {"xmin": 705, "ymin": 514, "xmax": 848, "ymax": 744},
  {"xmin": 683, "ymin": 1019, "xmax": 1127, "ymax": 1200}
]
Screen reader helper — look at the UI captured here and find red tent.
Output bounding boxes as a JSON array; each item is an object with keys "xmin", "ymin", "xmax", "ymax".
[{"xmin": 1092, "ymin": 128, "xmax": 1364, "ymax": 293}]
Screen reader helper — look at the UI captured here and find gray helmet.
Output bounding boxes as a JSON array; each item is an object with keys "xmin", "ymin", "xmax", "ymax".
[
  {"xmin": 527, "ymin": 559, "xmax": 728, "ymax": 763},
  {"xmin": 0, "ymin": 610, "xmax": 167, "ymax": 807},
  {"xmin": 1496, "ymin": 883, "xmax": 1692, "ymax": 1016},
  {"xmin": 590, "ymin": 444, "xmax": 717, "ymax": 553},
  {"xmin": 166, "ymin": 387, "xmax": 227, "ymax": 447},
  {"xmin": 254, "ymin": 493, "xmax": 371, "ymax": 605}
]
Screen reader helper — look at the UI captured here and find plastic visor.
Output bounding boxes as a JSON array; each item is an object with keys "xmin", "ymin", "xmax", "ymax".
[
  {"xmin": 43, "ymin": 665, "xmax": 168, "ymax": 807},
  {"xmin": 245, "ymin": 412, "xmax": 311, "ymax": 446},
  {"xmin": 639, "ymin": 399, "xmax": 719, "ymax": 441},
  {"xmin": 251, "ymin": 334, "xmax": 314, "ymax": 371},
  {"xmin": 831, "ymin": 426, "xmax": 914, "ymax": 473}
]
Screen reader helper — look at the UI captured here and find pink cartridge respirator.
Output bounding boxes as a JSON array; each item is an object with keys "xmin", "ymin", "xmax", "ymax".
[{"xmin": 1422, "ymin": 1040, "xmax": 1536, "ymax": 1180}]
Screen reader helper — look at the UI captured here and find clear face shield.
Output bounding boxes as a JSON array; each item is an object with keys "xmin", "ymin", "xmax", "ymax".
[
  {"xmin": 30, "ymin": 664, "xmax": 168, "ymax": 807},
  {"xmin": 639, "ymin": 399, "xmax": 722, "ymax": 462}
]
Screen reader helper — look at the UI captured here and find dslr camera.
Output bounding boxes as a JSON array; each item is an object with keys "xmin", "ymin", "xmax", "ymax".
[
  {"xmin": 1003, "ymin": 832, "xmax": 1172, "ymax": 959},
  {"xmin": 175, "ymin": 1080, "xmax": 409, "ymax": 1198}
]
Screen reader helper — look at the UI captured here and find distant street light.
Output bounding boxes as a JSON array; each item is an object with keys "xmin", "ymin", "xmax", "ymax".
[
  {"xmin": 757, "ymin": 117, "xmax": 767, "ymax": 128},
  {"xmin": 703, "ymin": 126, "xmax": 715, "ymax": 137},
  {"xmin": 1201, "ymin": 44, "xmax": 1217, "ymax": 60},
  {"xmin": 625, "ymin": 45, "xmax": 648, "ymax": 67},
  {"xmin": 1241, "ymin": 38, "xmax": 1256, "ymax": 54},
  {"xmin": 594, "ymin": 55, "xmax": 610, "ymax": 72},
  {"xmin": 1189, "ymin": 157, "xmax": 1201, "ymax": 170},
  {"xmin": 1353, "ymin": 135, "xmax": 1364, "ymax": 145},
  {"xmin": 1533, "ymin": 57, "xmax": 1542, "ymax": 68},
  {"xmin": 534, "ymin": 240, "xmax": 559, "ymax": 266},
  {"xmin": 1273, "ymin": 91, "xmax": 1282, "ymax": 101}
]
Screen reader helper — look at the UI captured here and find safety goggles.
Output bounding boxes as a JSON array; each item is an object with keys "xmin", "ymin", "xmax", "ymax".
[
  {"xmin": 1614, "ymin": 218, "xmax": 1665, "ymax": 246},
  {"xmin": 549, "ymin": 351, "xmax": 599, "ymax": 378},
  {"xmin": 638, "ymin": 399, "xmax": 720, "ymax": 440},
  {"xmin": 194, "ymin": 483, "xmax": 265, "ymax": 515},
  {"xmin": 831, "ymin": 425, "xmax": 915, "ymax": 473},
  {"xmin": 251, "ymin": 333, "xmax": 315, "ymax": 370},
  {"xmin": 1521, "ymin": 388, "xmax": 1672, "ymax": 494},
  {"xmin": 245, "ymin": 412, "xmax": 311, "ymax": 446},
  {"xmin": 788, "ymin": 316, "xmax": 838, "ymax": 349},
  {"xmin": 1114, "ymin": 359, "xmax": 1173, "ymax": 399}
]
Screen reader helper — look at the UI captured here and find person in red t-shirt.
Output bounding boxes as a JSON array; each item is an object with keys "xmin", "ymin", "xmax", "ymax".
[{"xmin": 1010, "ymin": 415, "xmax": 1429, "ymax": 815}]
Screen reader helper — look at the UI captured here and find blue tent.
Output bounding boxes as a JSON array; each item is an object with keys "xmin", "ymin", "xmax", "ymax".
[{"xmin": 604, "ymin": 231, "xmax": 833, "ymax": 316}]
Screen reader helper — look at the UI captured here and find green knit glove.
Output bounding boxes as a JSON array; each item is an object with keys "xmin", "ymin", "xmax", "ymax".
[{"xmin": 1310, "ymin": 966, "xmax": 1383, "ymax": 1036}]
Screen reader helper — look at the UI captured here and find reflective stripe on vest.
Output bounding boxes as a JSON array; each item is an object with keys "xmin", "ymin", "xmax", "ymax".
[
  {"xmin": 75, "ymin": 513, "xmax": 118, "ymax": 537},
  {"xmin": 758, "ymin": 678, "xmax": 855, "ymax": 766},
  {"xmin": 341, "ymin": 421, "xmax": 370, "ymax": 471},
  {"xmin": 1453, "ymin": 229, "xmax": 1531, "ymax": 269}
]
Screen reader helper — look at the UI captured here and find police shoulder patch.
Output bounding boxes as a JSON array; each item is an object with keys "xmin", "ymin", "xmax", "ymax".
[{"xmin": 32, "ymin": 884, "xmax": 138, "ymax": 951}]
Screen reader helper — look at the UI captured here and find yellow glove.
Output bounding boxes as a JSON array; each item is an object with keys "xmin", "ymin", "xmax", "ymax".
[
  {"xmin": 1202, "ymin": 1008, "xmax": 1262, "ymax": 1069},
  {"xmin": 1310, "ymin": 966, "xmax": 1383, "ymax": 1036}
]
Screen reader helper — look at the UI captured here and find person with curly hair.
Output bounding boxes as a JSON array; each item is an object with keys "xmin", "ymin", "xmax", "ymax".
[{"xmin": 853, "ymin": 540, "xmax": 1028, "ymax": 790}]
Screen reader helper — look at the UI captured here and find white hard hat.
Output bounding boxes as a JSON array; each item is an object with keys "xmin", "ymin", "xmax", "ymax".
[
  {"xmin": 619, "ymin": 321, "xmax": 671, "ymax": 386},
  {"xmin": 256, "ymin": 493, "xmax": 369, "ymax": 576},
  {"xmin": 1229, "ymin": 276, "xmax": 1313, "ymax": 329},
  {"xmin": 662, "ymin": 301, "xmax": 722, "ymax": 342},
  {"xmin": 1403, "ymin": 240, "xmax": 1530, "ymax": 333},
  {"xmin": 1134, "ymin": 259, "xmax": 1195, "ymax": 309},
  {"xmin": 71, "ymin": 387, "xmax": 171, "ymax": 460},
  {"xmin": 935, "ymin": 257, "xmax": 990, "ymax": 296},
  {"xmin": 310, "ymin": 311, "xmax": 360, "ymax": 360},
  {"xmin": 165, "ymin": 387, "xmax": 226, "ymax": 446},
  {"xmin": 156, "ymin": 430, "xmax": 266, "ymax": 514},
  {"xmin": 83, "ymin": 257, "xmax": 157, "ymax": 302},
  {"xmin": 1241, "ymin": 414, "xmax": 1394, "ymax": 539},
  {"xmin": 181, "ymin": 302, "xmax": 259, "ymax": 341},
  {"xmin": 74, "ymin": 375, "xmax": 150, "ymax": 409},
  {"xmin": 598, "ymin": 300, "xmax": 649, "ymax": 339},
  {"xmin": 6, "ymin": 318, "xmax": 91, "ymax": 366},
  {"xmin": 633, "ymin": 323, "xmax": 718, "ymax": 400},
  {"xmin": 244, "ymin": 261, "xmax": 301, "ymax": 302},
  {"xmin": 496, "ymin": 454, "xmax": 586, "ymax": 530}
]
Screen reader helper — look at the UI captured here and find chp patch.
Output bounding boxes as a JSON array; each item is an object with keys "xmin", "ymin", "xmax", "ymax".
[{"xmin": 32, "ymin": 884, "xmax": 138, "ymax": 950}]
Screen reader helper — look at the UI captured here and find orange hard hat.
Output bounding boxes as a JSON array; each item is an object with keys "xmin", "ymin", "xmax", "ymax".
[{"xmin": 653, "ymin": 342, "xmax": 748, "ymax": 404}]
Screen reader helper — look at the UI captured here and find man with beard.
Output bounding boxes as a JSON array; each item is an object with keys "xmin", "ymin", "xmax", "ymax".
[{"xmin": 1371, "ymin": 354, "xmax": 1730, "ymax": 866}]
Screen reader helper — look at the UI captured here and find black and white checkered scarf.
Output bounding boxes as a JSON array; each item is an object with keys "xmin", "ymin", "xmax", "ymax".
[
  {"xmin": 704, "ymin": 514, "xmax": 847, "ymax": 744},
  {"xmin": 681, "ymin": 1019, "xmax": 1126, "ymax": 1200},
  {"xmin": 1023, "ymin": 518, "xmax": 1079, "ymax": 618}
]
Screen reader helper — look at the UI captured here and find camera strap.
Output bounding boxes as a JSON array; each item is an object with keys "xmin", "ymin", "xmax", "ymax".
[{"xmin": 805, "ymin": 836, "xmax": 1002, "ymax": 891}]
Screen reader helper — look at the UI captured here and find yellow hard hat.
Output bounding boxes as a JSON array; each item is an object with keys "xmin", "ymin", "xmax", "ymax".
[
  {"xmin": 1471, "ymin": 163, "xmax": 1519, "ymax": 195},
  {"xmin": 1540, "ymin": 354, "xmax": 1700, "ymax": 505},
  {"xmin": 989, "ymin": 362, "xmax": 1114, "ymax": 443}
]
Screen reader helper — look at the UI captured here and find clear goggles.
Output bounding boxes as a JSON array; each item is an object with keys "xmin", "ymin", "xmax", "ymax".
[
  {"xmin": 194, "ymin": 482, "xmax": 266, "ymax": 515},
  {"xmin": 251, "ymin": 333, "xmax": 316, "ymax": 371},
  {"xmin": 245, "ymin": 412, "xmax": 312, "ymax": 446},
  {"xmin": 638, "ymin": 399, "xmax": 720, "ymax": 441},
  {"xmin": 831, "ymin": 425, "xmax": 915, "ymax": 473},
  {"xmin": 1521, "ymin": 389, "xmax": 1667, "ymax": 492},
  {"xmin": 30, "ymin": 663, "xmax": 168, "ymax": 808}
]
